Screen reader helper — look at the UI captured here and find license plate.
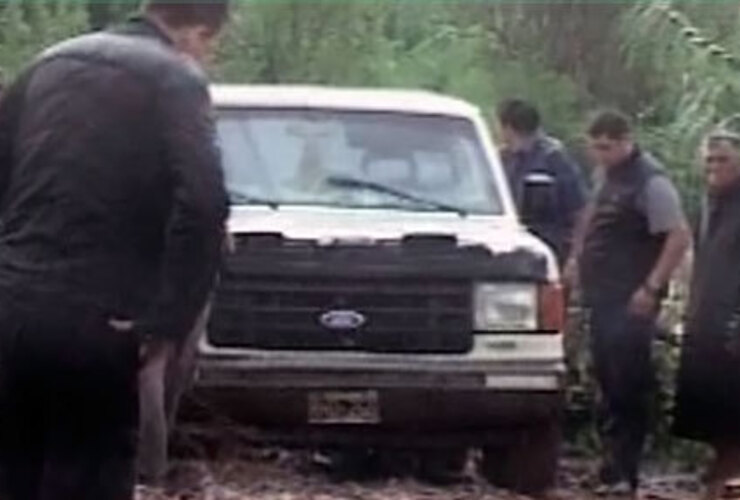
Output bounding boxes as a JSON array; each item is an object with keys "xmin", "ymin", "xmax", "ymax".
[{"xmin": 307, "ymin": 390, "xmax": 380, "ymax": 424}]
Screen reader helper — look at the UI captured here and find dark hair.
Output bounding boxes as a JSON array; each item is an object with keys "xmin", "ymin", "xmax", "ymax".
[
  {"xmin": 145, "ymin": 0, "xmax": 230, "ymax": 32},
  {"xmin": 587, "ymin": 110, "xmax": 632, "ymax": 140},
  {"xmin": 497, "ymin": 98, "xmax": 540, "ymax": 135}
]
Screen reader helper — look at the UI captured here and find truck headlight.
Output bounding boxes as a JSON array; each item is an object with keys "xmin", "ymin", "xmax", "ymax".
[{"xmin": 474, "ymin": 283, "xmax": 538, "ymax": 331}]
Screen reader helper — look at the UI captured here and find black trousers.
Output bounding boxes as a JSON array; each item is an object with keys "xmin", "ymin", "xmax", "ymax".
[
  {"xmin": 0, "ymin": 303, "xmax": 139, "ymax": 500},
  {"xmin": 589, "ymin": 301, "xmax": 656, "ymax": 488}
]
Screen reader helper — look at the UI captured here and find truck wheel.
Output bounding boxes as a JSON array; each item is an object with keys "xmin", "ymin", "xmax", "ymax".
[
  {"xmin": 417, "ymin": 448, "xmax": 468, "ymax": 485},
  {"xmin": 319, "ymin": 448, "xmax": 378, "ymax": 481},
  {"xmin": 479, "ymin": 422, "xmax": 560, "ymax": 496}
]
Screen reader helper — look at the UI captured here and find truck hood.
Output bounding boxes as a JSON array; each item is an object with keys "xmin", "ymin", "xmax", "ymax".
[{"xmin": 228, "ymin": 206, "xmax": 558, "ymax": 279}]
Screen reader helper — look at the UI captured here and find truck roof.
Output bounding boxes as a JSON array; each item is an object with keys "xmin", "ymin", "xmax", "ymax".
[{"xmin": 210, "ymin": 84, "xmax": 481, "ymax": 119}]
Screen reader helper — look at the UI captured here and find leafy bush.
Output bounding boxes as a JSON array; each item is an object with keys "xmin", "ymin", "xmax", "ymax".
[
  {"xmin": 0, "ymin": 1, "xmax": 88, "ymax": 79},
  {"xmin": 215, "ymin": 1, "xmax": 585, "ymax": 146},
  {"xmin": 622, "ymin": 0, "xmax": 740, "ymax": 217}
]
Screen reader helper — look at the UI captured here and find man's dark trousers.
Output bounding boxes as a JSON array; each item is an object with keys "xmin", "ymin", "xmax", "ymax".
[
  {"xmin": 0, "ymin": 301, "xmax": 139, "ymax": 500},
  {"xmin": 589, "ymin": 300, "xmax": 656, "ymax": 488}
]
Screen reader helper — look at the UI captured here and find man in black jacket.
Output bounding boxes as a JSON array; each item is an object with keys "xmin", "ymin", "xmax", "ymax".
[
  {"xmin": 0, "ymin": 2, "xmax": 230, "ymax": 499},
  {"xmin": 496, "ymin": 98, "xmax": 587, "ymax": 265},
  {"xmin": 674, "ymin": 131, "xmax": 740, "ymax": 500}
]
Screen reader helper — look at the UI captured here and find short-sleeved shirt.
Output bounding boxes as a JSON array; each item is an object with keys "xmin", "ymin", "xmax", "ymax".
[
  {"xmin": 581, "ymin": 148, "xmax": 685, "ymax": 303},
  {"xmin": 637, "ymin": 175, "xmax": 686, "ymax": 234},
  {"xmin": 592, "ymin": 167, "xmax": 685, "ymax": 235}
]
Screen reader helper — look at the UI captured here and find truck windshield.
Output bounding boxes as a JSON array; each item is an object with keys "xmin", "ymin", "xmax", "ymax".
[{"xmin": 216, "ymin": 108, "xmax": 503, "ymax": 215}]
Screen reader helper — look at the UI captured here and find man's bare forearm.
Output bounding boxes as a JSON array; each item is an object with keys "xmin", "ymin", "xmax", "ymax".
[
  {"xmin": 645, "ymin": 224, "xmax": 692, "ymax": 290},
  {"xmin": 567, "ymin": 204, "xmax": 594, "ymax": 263}
]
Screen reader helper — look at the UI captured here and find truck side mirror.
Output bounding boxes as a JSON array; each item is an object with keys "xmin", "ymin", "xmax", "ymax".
[{"xmin": 520, "ymin": 172, "xmax": 557, "ymax": 225}]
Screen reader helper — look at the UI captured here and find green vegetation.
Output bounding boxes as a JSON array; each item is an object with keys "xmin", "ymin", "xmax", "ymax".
[{"xmin": 1, "ymin": 1, "xmax": 724, "ymax": 206}]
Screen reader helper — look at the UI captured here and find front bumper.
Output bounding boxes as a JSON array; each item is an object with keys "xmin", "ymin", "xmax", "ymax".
[
  {"xmin": 194, "ymin": 353, "xmax": 564, "ymax": 391},
  {"xmin": 184, "ymin": 347, "xmax": 565, "ymax": 447},
  {"xmin": 193, "ymin": 333, "xmax": 565, "ymax": 391}
]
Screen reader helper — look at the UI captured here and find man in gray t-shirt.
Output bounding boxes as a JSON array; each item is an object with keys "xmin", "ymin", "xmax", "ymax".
[{"xmin": 571, "ymin": 111, "xmax": 691, "ymax": 495}]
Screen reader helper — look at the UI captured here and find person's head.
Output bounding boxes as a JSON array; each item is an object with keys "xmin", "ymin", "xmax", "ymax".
[
  {"xmin": 144, "ymin": 0, "xmax": 230, "ymax": 63},
  {"xmin": 701, "ymin": 130, "xmax": 740, "ymax": 194},
  {"xmin": 586, "ymin": 110, "xmax": 635, "ymax": 169},
  {"xmin": 496, "ymin": 98, "xmax": 541, "ymax": 150}
]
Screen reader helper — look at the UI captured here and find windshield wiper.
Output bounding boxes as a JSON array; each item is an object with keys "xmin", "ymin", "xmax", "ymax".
[
  {"xmin": 228, "ymin": 190, "xmax": 280, "ymax": 210},
  {"xmin": 326, "ymin": 175, "xmax": 468, "ymax": 216}
]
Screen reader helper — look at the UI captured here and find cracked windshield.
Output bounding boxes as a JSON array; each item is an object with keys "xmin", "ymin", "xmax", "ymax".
[{"xmin": 217, "ymin": 110, "xmax": 503, "ymax": 215}]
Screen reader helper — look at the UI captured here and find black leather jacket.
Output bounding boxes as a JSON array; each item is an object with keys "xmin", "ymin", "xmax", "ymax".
[{"xmin": 0, "ymin": 17, "xmax": 229, "ymax": 341}]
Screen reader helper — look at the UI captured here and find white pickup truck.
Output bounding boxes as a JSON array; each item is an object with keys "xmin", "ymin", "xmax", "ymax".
[{"xmin": 186, "ymin": 85, "xmax": 565, "ymax": 495}]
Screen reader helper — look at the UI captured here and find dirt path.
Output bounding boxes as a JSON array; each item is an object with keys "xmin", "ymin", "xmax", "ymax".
[{"xmin": 135, "ymin": 453, "xmax": 701, "ymax": 500}]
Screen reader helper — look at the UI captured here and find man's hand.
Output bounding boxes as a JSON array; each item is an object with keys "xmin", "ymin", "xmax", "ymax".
[
  {"xmin": 629, "ymin": 287, "xmax": 658, "ymax": 318},
  {"xmin": 138, "ymin": 338, "xmax": 172, "ymax": 367},
  {"xmin": 108, "ymin": 318, "xmax": 170, "ymax": 365}
]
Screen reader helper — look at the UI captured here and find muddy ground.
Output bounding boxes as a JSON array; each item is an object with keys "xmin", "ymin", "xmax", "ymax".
[{"xmin": 135, "ymin": 450, "xmax": 702, "ymax": 500}]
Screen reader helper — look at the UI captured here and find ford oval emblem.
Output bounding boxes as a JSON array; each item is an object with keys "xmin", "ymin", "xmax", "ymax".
[{"xmin": 320, "ymin": 310, "xmax": 367, "ymax": 330}]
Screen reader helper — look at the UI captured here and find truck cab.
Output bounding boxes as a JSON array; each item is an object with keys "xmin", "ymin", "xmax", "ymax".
[{"xmin": 190, "ymin": 85, "xmax": 565, "ymax": 495}]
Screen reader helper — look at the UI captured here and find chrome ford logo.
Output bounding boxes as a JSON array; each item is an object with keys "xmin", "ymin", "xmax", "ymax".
[{"xmin": 320, "ymin": 310, "xmax": 367, "ymax": 330}]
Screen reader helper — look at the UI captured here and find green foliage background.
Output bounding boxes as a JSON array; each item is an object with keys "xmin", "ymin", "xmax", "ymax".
[{"xmin": 0, "ymin": 0, "xmax": 724, "ymax": 209}]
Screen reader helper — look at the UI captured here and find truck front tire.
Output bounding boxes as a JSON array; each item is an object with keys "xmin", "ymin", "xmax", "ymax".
[
  {"xmin": 478, "ymin": 421, "xmax": 560, "ymax": 496},
  {"xmin": 416, "ymin": 447, "xmax": 468, "ymax": 485}
]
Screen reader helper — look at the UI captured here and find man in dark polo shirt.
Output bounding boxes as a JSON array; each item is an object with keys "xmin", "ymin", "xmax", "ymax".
[
  {"xmin": 497, "ymin": 98, "xmax": 587, "ymax": 265},
  {"xmin": 572, "ymin": 111, "xmax": 691, "ymax": 495}
]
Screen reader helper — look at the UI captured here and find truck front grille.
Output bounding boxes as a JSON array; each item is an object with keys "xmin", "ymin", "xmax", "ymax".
[{"xmin": 208, "ymin": 274, "xmax": 473, "ymax": 353}]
